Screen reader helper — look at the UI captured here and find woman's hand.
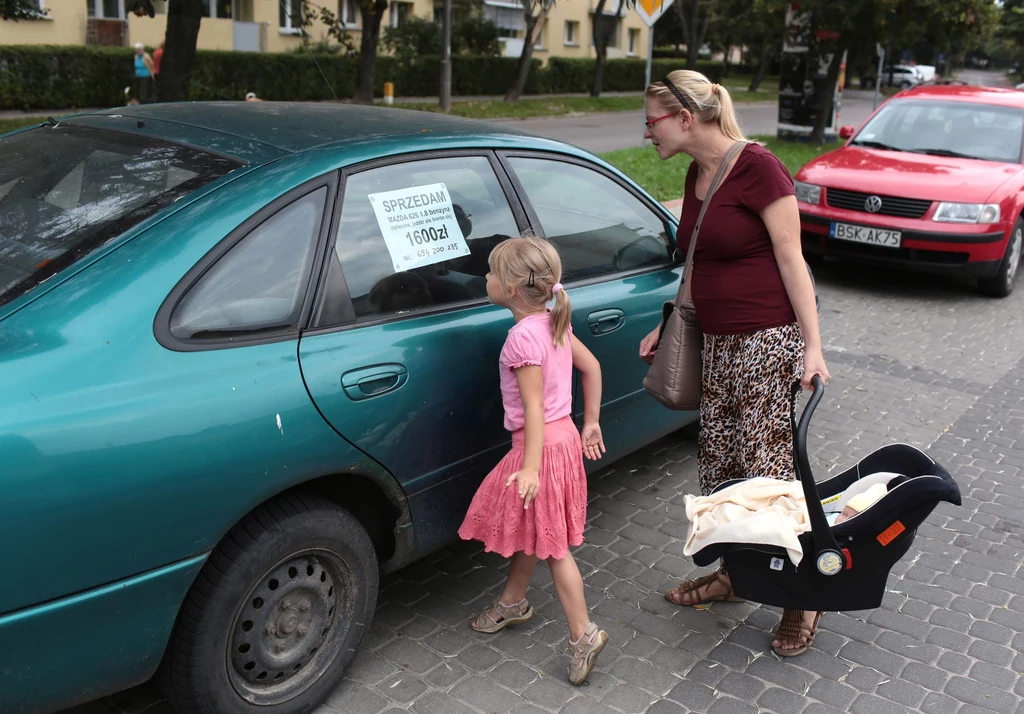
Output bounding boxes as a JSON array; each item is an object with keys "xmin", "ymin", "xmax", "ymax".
[
  {"xmin": 639, "ymin": 324, "xmax": 661, "ymax": 365},
  {"xmin": 801, "ymin": 347, "xmax": 831, "ymax": 390},
  {"xmin": 506, "ymin": 467, "xmax": 540, "ymax": 510},
  {"xmin": 581, "ymin": 422, "xmax": 606, "ymax": 461}
]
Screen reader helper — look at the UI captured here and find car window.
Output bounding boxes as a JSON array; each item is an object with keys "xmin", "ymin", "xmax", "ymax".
[
  {"xmin": 0, "ymin": 125, "xmax": 240, "ymax": 309},
  {"xmin": 854, "ymin": 99, "xmax": 1024, "ymax": 163},
  {"xmin": 318, "ymin": 156, "xmax": 520, "ymax": 324},
  {"xmin": 169, "ymin": 186, "xmax": 327, "ymax": 340},
  {"xmin": 506, "ymin": 157, "xmax": 672, "ymax": 283}
]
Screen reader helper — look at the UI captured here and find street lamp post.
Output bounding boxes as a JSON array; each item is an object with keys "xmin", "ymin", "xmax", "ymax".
[{"xmin": 440, "ymin": 0, "xmax": 452, "ymax": 113}]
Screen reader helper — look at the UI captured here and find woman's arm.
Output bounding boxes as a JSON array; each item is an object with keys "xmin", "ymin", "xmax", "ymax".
[
  {"xmin": 761, "ymin": 194, "xmax": 831, "ymax": 388},
  {"xmin": 506, "ymin": 365, "xmax": 544, "ymax": 508},
  {"xmin": 571, "ymin": 334, "xmax": 605, "ymax": 460}
]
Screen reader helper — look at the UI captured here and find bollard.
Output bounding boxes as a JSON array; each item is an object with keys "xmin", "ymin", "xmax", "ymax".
[{"xmin": 383, "ymin": 82, "xmax": 394, "ymax": 106}]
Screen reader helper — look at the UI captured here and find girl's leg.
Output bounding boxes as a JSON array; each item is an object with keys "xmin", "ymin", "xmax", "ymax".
[
  {"xmin": 472, "ymin": 552, "xmax": 539, "ymax": 631},
  {"xmin": 498, "ymin": 551, "xmax": 539, "ymax": 604},
  {"xmin": 547, "ymin": 553, "xmax": 588, "ymax": 640}
]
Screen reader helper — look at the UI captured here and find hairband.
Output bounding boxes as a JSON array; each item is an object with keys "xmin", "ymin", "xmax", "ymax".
[
  {"xmin": 661, "ymin": 76, "xmax": 692, "ymax": 112},
  {"xmin": 552, "ymin": 283, "xmax": 563, "ymax": 295},
  {"xmin": 711, "ymin": 83, "xmax": 721, "ymax": 95}
]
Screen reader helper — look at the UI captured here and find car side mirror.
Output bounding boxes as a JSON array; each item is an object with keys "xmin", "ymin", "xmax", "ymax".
[{"xmin": 839, "ymin": 125, "xmax": 855, "ymax": 140}]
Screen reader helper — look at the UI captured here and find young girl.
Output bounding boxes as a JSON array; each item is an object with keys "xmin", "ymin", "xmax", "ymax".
[{"xmin": 457, "ymin": 236, "xmax": 608, "ymax": 686}]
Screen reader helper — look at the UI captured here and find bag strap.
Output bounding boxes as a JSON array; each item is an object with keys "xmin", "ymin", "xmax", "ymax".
[{"xmin": 677, "ymin": 140, "xmax": 748, "ymax": 305}]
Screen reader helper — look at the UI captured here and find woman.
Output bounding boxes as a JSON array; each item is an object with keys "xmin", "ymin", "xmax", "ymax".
[
  {"xmin": 131, "ymin": 43, "xmax": 156, "ymax": 105},
  {"xmin": 637, "ymin": 69, "xmax": 831, "ymax": 657}
]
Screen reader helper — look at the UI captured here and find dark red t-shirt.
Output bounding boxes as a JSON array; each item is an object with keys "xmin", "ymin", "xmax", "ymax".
[{"xmin": 677, "ymin": 143, "xmax": 797, "ymax": 335}]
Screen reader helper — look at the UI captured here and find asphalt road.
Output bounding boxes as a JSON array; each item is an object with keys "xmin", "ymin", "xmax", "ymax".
[{"xmin": 490, "ymin": 91, "xmax": 880, "ymax": 154}]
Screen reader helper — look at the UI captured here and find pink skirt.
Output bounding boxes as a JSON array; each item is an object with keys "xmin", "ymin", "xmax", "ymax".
[{"xmin": 458, "ymin": 416, "xmax": 588, "ymax": 560}]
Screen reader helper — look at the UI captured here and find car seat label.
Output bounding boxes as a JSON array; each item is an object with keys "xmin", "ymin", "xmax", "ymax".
[
  {"xmin": 770, "ymin": 557, "xmax": 785, "ymax": 571},
  {"xmin": 368, "ymin": 182, "xmax": 471, "ymax": 272},
  {"xmin": 877, "ymin": 520, "xmax": 906, "ymax": 546},
  {"xmin": 820, "ymin": 493, "xmax": 842, "ymax": 506}
]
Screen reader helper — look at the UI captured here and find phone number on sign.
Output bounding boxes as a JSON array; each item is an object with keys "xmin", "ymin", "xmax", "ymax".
[{"xmin": 415, "ymin": 244, "xmax": 461, "ymax": 259}]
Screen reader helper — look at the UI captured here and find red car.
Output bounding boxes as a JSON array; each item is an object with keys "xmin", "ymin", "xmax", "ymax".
[{"xmin": 796, "ymin": 84, "xmax": 1024, "ymax": 296}]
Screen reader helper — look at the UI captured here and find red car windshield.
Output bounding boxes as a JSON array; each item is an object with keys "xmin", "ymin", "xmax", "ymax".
[
  {"xmin": 850, "ymin": 99, "xmax": 1024, "ymax": 164},
  {"xmin": 0, "ymin": 123, "xmax": 241, "ymax": 308}
]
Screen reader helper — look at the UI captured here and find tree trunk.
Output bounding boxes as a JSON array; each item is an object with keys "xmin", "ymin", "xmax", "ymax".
[
  {"xmin": 747, "ymin": 42, "xmax": 774, "ymax": 92},
  {"xmin": 810, "ymin": 42, "xmax": 846, "ymax": 145},
  {"xmin": 590, "ymin": 0, "xmax": 608, "ymax": 97},
  {"xmin": 686, "ymin": 0, "xmax": 702, "ymax": 69},
  {"xmin": 156, "ymin": 0, "xmax": 203, "ymax": 102},
  {"xmin": 354, "ymin": 0, "xmax": 388, "ymax": 104},
  {"xmin": 722, "ymin": 38, "xmax": 733, "ymax": 78},
  {"xmin": 591, "ymin": 0, "xmax": 626, "ymax": 97},
  {"xmin": 506, "ymin": 11, "xmax": 544, "ymax": 101}
]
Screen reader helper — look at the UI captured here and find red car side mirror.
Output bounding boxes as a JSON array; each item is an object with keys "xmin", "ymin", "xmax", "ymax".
[{"xmin": 839, "ymin": 125, "xmax": 855, "ymax": 140}]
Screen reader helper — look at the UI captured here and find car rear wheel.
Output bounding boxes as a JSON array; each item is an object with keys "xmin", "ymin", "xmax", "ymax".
[
  {"xmin": 159, "ymin": 493, "xmax": 378, "ymax": 714},
  {"xmin": 978, "ymin": 218, "xmax": 1023, "ymax": 298}
]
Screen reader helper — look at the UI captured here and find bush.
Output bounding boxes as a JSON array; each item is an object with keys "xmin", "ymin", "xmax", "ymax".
[{"xmin": 0, "ymin": 44, "xmax": 719, "ymax": 110}]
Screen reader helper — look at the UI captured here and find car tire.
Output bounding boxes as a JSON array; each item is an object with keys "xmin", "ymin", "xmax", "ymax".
[
  {"xmin": 978, "ymin": 218, "xmax": 1023, "ymax": 298},
  {"xmin": 901, "ymin": 81, "xmax": 913, "ymax": 89},
  {"xmin": 159, "ymin": 493, "xmax": 378, "ymax": 714}
]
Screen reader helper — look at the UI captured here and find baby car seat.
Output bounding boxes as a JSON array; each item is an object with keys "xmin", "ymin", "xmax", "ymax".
[{"xmin": 690, "ymin": 376, "xmax": 961, "ymax": 611}]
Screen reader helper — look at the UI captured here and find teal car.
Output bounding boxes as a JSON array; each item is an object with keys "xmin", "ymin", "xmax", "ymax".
[{"xmin": 0, "ymin": 103, "xmax": 694, "ymax": 714}]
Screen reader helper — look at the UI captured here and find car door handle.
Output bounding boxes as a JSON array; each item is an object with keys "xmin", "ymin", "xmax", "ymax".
[
  {"xmin": 587, "ymin": 309, "xmax": 625, "ymax": 335},
  {"xmin": 341, "ymin": 364, "xmax": 408, "ymax": 400}
]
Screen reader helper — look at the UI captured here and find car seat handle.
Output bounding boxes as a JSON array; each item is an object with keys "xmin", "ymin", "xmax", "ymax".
[{"xmin": 793, "ymin": 374, "xmax": 844, "ymax": 575}]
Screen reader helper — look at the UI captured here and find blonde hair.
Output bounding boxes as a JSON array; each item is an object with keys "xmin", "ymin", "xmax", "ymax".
[
  {"xmin": 488, "ymin": 236, "xmax": 572, "ymax": 347},
  {"xmin": 646, "ymin": 69, "xmax": 748, "ymax": 142}
]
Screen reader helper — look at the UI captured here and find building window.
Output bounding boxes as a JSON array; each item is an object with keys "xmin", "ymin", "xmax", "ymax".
[
  {"xmin": 564, "ymin": 20, "xmax": 578, "ymax": 46},
  {"xmin": 88, "ymin": 0, "xmax": 124, "ymax": 19},
  {"xmin": 279, "ymin": 0, "xmax": 303, "ymax": 32},
  {"xmin": 628, "ymin": 27, "xmax": 640, "ymax": 56},
  {"xmin": 483, "ymin": 0, "xmax": 525, "ymax": 39},
  {"xmin": 342, "ymin": 0, "xmax": 359, "ymax": 27},
  {"xmin": 202, "ymin": 0, "xmax": 233, "ymax": 18},
  {"xmin": 533, "ymin": 19, "xmax": 546, "ymax": 50},
  {"xmin": 389, "ymin": 1, "xmax": 411, "ymax": 28}
]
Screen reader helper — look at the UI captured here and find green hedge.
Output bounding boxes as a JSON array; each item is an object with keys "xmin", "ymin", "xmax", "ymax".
[{"xmin": 0, "ymin": 45, "xmax": 721, "ymax": 111}]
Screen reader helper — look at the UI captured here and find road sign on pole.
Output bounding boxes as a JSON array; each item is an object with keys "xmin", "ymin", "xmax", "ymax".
[{"xmin": 635, "ymin": 0, "xmax": 673, "ymax": 147}]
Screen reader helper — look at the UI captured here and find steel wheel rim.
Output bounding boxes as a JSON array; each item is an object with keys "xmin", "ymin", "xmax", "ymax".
[{"xmin": 227, "ymin": 549, "xmax": 352, "ymax": 706}]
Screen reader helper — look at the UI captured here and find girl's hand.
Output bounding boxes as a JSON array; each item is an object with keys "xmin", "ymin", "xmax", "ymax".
[
  {"xmin": 506, "ymin": 467, "xmax": 540, "ymax": 510},
  {"xmin": 581, "ymin": 422, "xmax": 606, "ymax": 461},
  {"xmin": 639, "ymin": 324, "xmax": 661, "ymax": 365},
  {"xmin": 801, "ymin": 347, "xmax": 831, "ymax": 390}
]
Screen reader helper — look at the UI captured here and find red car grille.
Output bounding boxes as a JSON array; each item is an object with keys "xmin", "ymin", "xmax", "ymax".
[{"xmin": 826, "ymin": 188, "xmax": 932, "ymax": 219}]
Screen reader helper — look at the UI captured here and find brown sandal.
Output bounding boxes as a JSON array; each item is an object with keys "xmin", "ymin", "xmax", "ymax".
[
  {"xmin": 470, "ymin": 598, "xmax": 533, "ymax": 633},
  {"xmin": 664, "ymin": 570, "xmax": 745, "ymax": 606},
  {"xmin": 771, "ymin": 609, "xmax": 822, "ymax": 657}
]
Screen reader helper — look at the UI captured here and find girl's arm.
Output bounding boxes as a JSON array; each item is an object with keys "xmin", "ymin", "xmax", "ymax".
[
  {"xmin": 571, "ymin": 335, "xmax": 606, "ymax": 460},
  {"xmin": 761, "ymin": 194, "xmax": 831, "ymax": 388},
  {"xmin": 506, "ymin": 365, "xmax": 544, "ymax": 509}
]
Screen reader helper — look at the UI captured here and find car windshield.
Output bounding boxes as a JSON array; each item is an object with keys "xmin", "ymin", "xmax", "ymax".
[
  {"xmin": 851, "ymin": 99, "xmax": 1024, "ymax": 163},
  {"xmin": 0, "ymin": 124, "xmax": 241, "ymax": 308}
]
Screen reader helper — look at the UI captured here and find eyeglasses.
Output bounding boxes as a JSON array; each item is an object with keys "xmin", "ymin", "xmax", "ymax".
[{"xmin": 645, "ymin": 112, "xmax": 676, "ymax": 131}]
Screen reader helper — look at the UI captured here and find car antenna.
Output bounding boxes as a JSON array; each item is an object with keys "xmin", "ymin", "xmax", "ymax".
[{"xmin": 280, "ymin": 0, "xmax": 340, "ymax": 102}]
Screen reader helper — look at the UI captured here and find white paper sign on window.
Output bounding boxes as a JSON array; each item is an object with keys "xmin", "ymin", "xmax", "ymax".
[{"xmin": 368, "ymin": 182, "xmax": 471, "ymax": 272}]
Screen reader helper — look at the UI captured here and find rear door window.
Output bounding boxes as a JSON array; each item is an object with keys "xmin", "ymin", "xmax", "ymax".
[{"xmin": 0, "ymin": 124, "xmax": 240, "ymax": 308}]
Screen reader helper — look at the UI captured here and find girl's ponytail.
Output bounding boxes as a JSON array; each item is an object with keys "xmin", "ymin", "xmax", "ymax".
[{"xmin": 549, "ymin": 284, "xmax": 571, "ymax": 348}]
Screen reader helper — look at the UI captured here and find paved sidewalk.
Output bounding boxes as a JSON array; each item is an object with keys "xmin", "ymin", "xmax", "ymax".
[{"xmin": 67, "ymin": 261, "xmax": 1024, "ymax": 714}]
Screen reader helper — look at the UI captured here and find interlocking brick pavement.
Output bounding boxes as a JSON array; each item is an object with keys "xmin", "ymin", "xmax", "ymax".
[{"xmin": 63, "ymin": 263, "xmax": 1024, "ymax": 714}]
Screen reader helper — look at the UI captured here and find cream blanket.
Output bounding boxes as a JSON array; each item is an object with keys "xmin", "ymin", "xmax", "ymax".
[{"xmin": 683, "ymin": 477, "xmax": 811, "ymax": 566}]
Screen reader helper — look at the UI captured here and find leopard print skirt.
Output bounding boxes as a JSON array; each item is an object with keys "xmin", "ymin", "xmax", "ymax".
[{"xmin": 697, "ymin": 322, "xmax": 805, "ymax": 496}]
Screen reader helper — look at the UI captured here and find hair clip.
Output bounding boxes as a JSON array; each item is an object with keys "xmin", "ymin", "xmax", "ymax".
[
  {"xmin": 528, "ymin": 270, "xmax": 535, "ymax": 287},
  {"xmin": 662, "ymin": 76, "xmax": 692, "ymax": 112}
]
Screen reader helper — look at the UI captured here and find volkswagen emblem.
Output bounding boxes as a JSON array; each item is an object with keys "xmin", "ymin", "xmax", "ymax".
[{"xmin": 864, "ymin": 195, "xmax": 883, "ymax": 213}]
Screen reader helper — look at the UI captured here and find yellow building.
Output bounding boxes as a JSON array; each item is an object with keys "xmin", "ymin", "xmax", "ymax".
[{"xmin": 0, "ymin": 0, "xmax": 651, "ymax": 63}]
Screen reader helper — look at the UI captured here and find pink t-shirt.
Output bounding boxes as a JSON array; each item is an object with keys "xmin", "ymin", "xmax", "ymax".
[{"xmin": 499, "ymin": 313, "xmax": 573, "ymax": 432}]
